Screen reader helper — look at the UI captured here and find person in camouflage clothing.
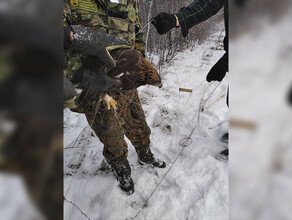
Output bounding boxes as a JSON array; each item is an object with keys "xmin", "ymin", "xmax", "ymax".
[{"xmin": 64, "ymin": 0, "xmax": 166, "ymax": 195}]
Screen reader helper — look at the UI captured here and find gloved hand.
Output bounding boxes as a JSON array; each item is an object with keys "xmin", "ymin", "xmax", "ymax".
[
  {"xmin": 151, "ymin": 12, "xmax": 177, "ymax": 35},
  {"xmin": 103, "ymin": 93, "xmax": 117, "ymax": 110},
  {"xmin": 206, "ymin": 53, "xmax": 228, "ymax": 82},
  {"xmin": 78, "ymin": 67, "xmax": 118, "ymax": 91},
  {"xmin": 69, "ymin": 25, "xmax": 130, "ymax": 68}
]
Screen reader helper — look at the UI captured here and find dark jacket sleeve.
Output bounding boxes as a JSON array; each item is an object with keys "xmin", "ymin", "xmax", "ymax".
[{"xmin": 176, "ymin": 0, "xmax": 223, "ymax": 37}]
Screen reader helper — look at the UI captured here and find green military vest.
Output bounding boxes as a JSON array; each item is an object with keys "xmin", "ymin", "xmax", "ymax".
[
  {"xmin": 64, "ymin": 0, "xmax": 144, "ymax": 79},
  {"xmin": 66, "ymin": 0, "xmax": 140, "ymax": 46}
]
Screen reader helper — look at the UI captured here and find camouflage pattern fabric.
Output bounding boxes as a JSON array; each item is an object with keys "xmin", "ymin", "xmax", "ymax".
[
  {"xmin": 76, "ymin": 88, "xmax": 153, "ymax": 167},
  {"xmin": 64, "ymin": 0, "xmax": 154, "ymax": 168},
  {"xmin": 63, "ymin": 0, "xmax": 145, "ymax": 80}
]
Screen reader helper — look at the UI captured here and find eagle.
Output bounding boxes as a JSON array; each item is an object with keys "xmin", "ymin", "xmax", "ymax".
[
  {"xmin": 76, "ymin": 48, "xmax": 162, "ymax": 110},
  {"xmin": 108, "ymin": 48, "xmax": 163, "ymax": 90}
]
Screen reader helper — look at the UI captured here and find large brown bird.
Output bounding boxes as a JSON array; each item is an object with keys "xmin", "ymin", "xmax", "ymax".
[
  {"xmin": 76, "ymin": 48, "xmax": 162, "ymax": 110},
  {"xmin": 108, "ymin": 48, "xmax": 163, "ymax": 90}
]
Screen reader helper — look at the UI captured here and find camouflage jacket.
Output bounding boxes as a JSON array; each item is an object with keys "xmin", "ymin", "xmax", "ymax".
[{"xmin": 64, "ymin": 0, "xmax": 145, "ymax": 79}]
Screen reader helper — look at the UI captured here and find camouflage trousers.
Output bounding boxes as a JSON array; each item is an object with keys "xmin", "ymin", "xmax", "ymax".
[{"xmin": 76, "ymin": 88, "xmax": 153, "ymax": 168}]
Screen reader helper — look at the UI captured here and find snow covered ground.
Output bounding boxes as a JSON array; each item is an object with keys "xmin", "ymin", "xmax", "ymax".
[{"xmin": 64, "ymin": 28, "xmax": 228, "ymax": 220}]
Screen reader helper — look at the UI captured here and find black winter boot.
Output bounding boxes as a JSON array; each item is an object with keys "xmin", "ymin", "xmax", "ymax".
[
  {"xmin": 220, "ymin": 149, "xmax": 228, "ymax": 157},
  {"xmin": 215, "ymin": 149, "xmax": 228, "ymax": 162},
  {"xmin": 221, "ymin": 133, "xmax": 229, "ymax": 144},
  {"xmin": 137, "ymin": 146, "xmax": 166, "ymax": 168},
  {"xmin": 112, "ymin": 160, "xmax": 134, "ymax": 195}
]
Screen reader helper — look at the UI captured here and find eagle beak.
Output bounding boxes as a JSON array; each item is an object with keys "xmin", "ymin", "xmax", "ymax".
[{"xmin": 154, "ymin": 82, "xmax": 163, "ymax": 88}]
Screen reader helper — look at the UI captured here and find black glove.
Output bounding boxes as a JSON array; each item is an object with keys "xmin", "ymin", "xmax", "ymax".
[
  {"xmin": 73, "ymin": 67, "xmax": 117, "ymax": 91},
  {"xmin": 206, "ymin": 53, "xmax": 228, "ymax": 82},
  {"xmin": 68, "ymin": 25, "xmax": 130, "ymax": 68},
  {"xmin": 151, "ymin": 12, "xmax": 177, "ymax": 35}
]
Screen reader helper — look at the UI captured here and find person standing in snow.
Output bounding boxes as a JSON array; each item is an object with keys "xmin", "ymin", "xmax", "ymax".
[
  {"xmin": 63, "ymin": 0, "xmax": 166, "ymax": 195},
  {"xmin": 151, "ymin": 0, "xmax": 229, "ymax": 158}
]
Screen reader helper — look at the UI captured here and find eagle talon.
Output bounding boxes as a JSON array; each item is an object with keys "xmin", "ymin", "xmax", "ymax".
[{"xmin": 103, "ymin": 94, "xmax": 117, "ymax": 110}]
